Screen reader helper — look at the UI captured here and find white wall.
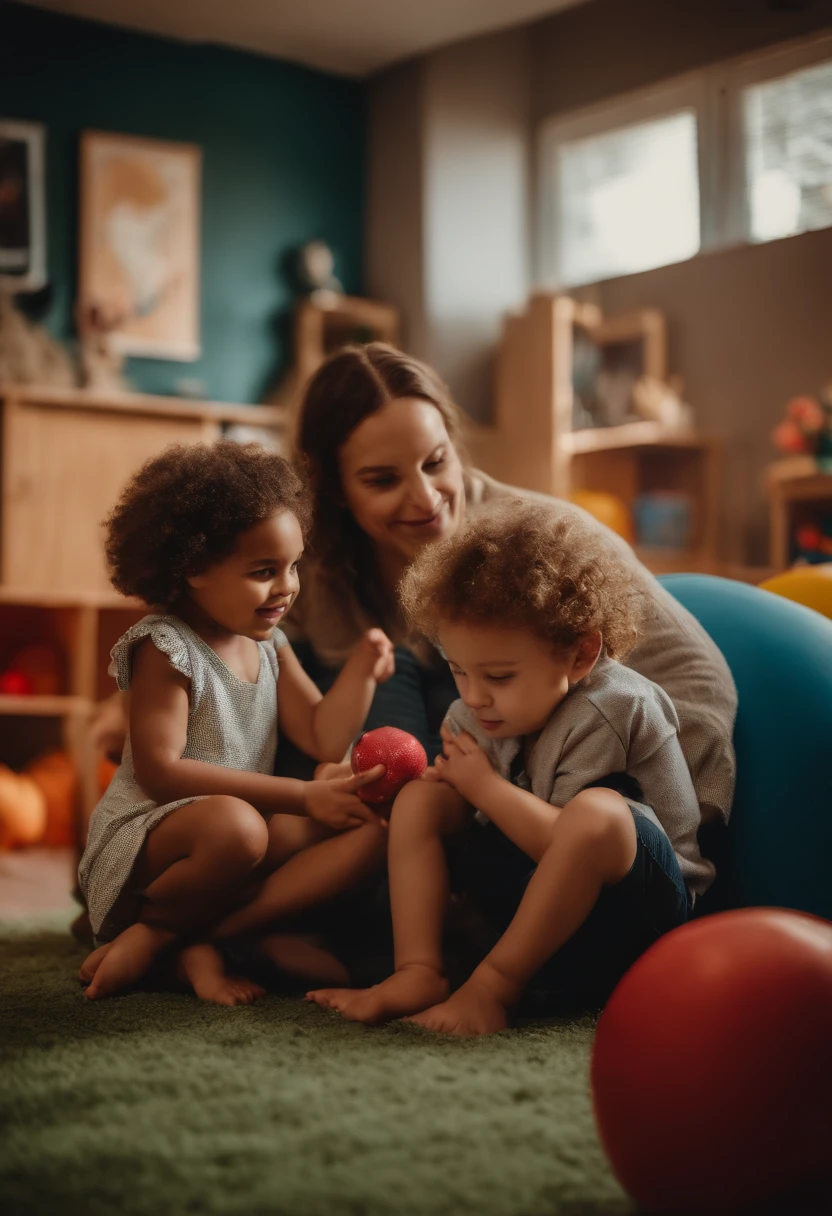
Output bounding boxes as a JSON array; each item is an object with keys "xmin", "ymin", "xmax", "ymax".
[
  {"xmin": 422, "ymin": 30, "xmax": 531, "ymax": 420},
  {"xmin": 366, "ymin": 28, "xmax": 531, "ymax": 421},
  {"xmin": 365, "ymin": 58, "xmax": 428, "ymax": 357}
]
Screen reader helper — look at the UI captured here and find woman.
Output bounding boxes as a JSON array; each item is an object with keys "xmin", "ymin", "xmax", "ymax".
[
  {"xmin": 288, "ymin": 343, "xmax": 736, "ymax": 830},
  {"xmin": 92, "ymin": 343, "xmax": 735, "ymax": 845}
]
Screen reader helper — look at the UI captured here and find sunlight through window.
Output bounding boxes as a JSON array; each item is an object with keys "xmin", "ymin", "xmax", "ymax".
[
  {"xmin": 556, "ymin": 111, "xmax": 700, "ymax": 286},
  {"xmin": 745, "ymin": 59, "xmax": 832, "ymax": 243}
]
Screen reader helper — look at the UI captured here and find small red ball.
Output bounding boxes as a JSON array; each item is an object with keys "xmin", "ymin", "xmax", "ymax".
[
  {"xmin": 0, "ymin": 669, "xmax": 34, "ymax": 696},
  {"xmin": 350, "ymin": 726, "xmax": 427, "ymax": 804},
  {"xmin": 591, "ymin": 908, "xmax": 832, "ymax": 1213}
]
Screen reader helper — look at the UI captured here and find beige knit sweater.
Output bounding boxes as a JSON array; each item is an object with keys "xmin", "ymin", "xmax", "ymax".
[{"xmin": 288, "ymin": 469, "xmax": 737, "ymax": 823}]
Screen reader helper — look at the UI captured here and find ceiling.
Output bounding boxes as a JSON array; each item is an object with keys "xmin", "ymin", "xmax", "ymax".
[{"xmin": 19, "ymin": 0, "xmax": 586, "ymax": 77}]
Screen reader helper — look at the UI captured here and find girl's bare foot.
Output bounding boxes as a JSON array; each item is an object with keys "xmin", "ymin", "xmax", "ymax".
[
  {"xmin": 83, "ymin": 923, "xmax": 175, "ymax": 1000},
  {"xmin": 306, "ymin": 963, "xmax": 448, "ymax": 1025},
  {"xmin": 71, "ymin": 909, "xmax": 94, "ymax": 946},
  {"xmin": 260, "ymin": 934, "xmax": 350, "ymax": 988},
  {"xmin": 78, "ymin": 942, "xmax": 112, "ymax": 985},
  {"xmin": 178, "ymin": 943, "xmax": 265, "ymax": 1006}
]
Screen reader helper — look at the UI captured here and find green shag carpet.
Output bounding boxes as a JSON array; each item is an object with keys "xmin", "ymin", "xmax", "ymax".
[{"xmin": 1, "ymin": 918, "xmax": 633, "ymax": 1216}]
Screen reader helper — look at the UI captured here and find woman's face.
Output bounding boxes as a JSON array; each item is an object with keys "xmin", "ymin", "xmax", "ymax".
[{"xmin": 338, "ymin": 397, "xmax": 465, "ymax": 565}]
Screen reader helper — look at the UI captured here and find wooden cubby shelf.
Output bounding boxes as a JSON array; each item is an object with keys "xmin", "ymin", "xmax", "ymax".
[{"xmin": 463, "ymin": 293, "xmax": 723, "ymax": 579}]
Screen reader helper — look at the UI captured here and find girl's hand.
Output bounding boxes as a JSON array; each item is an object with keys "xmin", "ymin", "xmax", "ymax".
[
  {"xmin": 354, "ymin": 628, "xmax": 395, "ymax": 684},
  {"xmin": 303, "ymin": 765, "xmax": 387, "ymax": 830},
  {"xmin": 313, "ymin": 760, "xmax": 352, "ymax": 781},
  {"xmin": 436, "ymin": 724, "xmax": 496, "ymax": 804}
]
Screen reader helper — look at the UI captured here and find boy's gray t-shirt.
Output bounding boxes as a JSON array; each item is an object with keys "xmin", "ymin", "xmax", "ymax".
[{"xmin": 445, "ymin": 655, "xmax": 713, "ymax": 896}]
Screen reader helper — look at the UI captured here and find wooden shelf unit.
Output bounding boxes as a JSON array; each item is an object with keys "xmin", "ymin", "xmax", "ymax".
[
  {"xmin": 0, "ymin": 384, "xmax": 287, "ymax": 837},
  {"xmin": 766, "ymin": 458, "xmax": 832, "ymax": 570},
  {"xmin": 266, "ymin": 293, "xmax": 400, "ymax": 431},
  {"xmin": 464, "ymin": 293, "xmax": 722, "ymax": 578}
]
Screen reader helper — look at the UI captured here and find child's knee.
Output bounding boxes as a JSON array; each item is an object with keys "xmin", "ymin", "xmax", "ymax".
[
  {"xmin": 389, "ymin": 779, "xmax": 463, "ymax": 835},
  {"xmin": 558, "ymin": 789, "xmax": 636, "ymax": 869},
  {"xmin": 355, "ymin": 818, "xmax": 389, "ymax": 857},
  {"xmin": 203, "ymin": 798, "xmax": 269, "ymax": 869}
]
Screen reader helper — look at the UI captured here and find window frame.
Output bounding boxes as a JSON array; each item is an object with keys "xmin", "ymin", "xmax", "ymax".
[
  {"xmin": 536, "ymin": 32, "xmax": 832, "ymax": 289},
  {"xmin": 717, "ymin": 32, "xmax": 832, "ymax": 247}
]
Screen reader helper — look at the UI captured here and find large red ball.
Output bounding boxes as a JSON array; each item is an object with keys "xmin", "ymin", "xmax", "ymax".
[
  {"xmin": 591, "ymin": 909, "xmax": 832, "ymax": 1213},
  {"xmin": 350, "ymin": 726, "xmax": 427, "ymax": 804}
]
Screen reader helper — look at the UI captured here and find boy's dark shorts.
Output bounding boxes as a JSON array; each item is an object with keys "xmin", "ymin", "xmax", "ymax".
[{"xmin": 460, "ymin": 804, "xmax": 691, "ymax": 1014}]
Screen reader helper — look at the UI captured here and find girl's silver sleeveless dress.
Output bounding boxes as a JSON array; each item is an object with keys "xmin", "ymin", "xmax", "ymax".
[{"xmin": 78, "ymin": 615, "xmax": 288, "ymax": 941}]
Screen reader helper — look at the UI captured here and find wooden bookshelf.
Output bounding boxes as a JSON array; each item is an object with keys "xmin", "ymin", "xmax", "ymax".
[
  {"xmin": 464, "ymin": 293, "xmax": 722, "ymax": 578},
  {"xmin": 265, "ymin": 293, "xmax": 400, "ymax": 430},
  {"xmin": 766, "ymin": 457, "xmax": 832, "ymax": 569}
]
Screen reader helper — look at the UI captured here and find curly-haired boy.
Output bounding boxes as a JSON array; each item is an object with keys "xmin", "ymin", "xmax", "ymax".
[{"xmin": 307, "ymin": 499, "xmax": 711, "ymax": 1033}]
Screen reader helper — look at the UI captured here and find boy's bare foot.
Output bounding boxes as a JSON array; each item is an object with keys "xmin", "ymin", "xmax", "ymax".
[
  {"xmin": 78, "ymin": 942, "xmax": 113, "ymax": 985},
  {"xmin": 404, "ymin": 964, "xmax": 520, "ymax": 1036},
  {"xmin": 260, "ymin": 934, "xmax": 350, "ymax": 988},
  {"xmin": 178, "ymin": 943, "xmax": 265, "ymax": 1007},
  {"xmin": 83, "ymin": 923, "xmax": 174, "ymax": 1000},
  {"xmin": 306, "ymin": 963, "xmax": 448, "ymax": 1025}
]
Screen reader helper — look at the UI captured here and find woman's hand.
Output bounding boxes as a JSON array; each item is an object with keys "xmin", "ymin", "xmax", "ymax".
[
  {"xmin": 435, "ymin": 723, "xmax": 497, "ymax": 804},
  {"xmin": 303, "ymin": 765, "xmax": 387, "ymax": 830},
  {"xmin": 353, "ymin": 628, "xmax": 396, "ymax": 684}
]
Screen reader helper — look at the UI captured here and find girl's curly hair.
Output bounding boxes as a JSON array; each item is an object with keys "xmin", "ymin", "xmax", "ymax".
[
  {"xmin": 104, "ymin": 441, "xmax": 311, "ymax": 609},
  {"xmin": 399, "ymin": 499, "xmax": 645, "ymax": 659}
]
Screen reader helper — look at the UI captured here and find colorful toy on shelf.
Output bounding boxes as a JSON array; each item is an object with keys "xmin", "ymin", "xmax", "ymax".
[
  {"xmin": 0, "ymin": 644, "xmax": 63, "ymax": 697},
  {"xmin": 633, "ymin": 492, "xmax": 693, "ymax": 550},
  {"xmin": 25, "ymin": 751, "xmax": 78, "ymax": 847},
  {"xmin": 11, "ymin": 644, "xmax": 62, "ymax": 696},
  {"xmin": 772, "ymin": 389, "xmax": 832, "ymax": 472},
  {"xmin": 0, "ymin": 669, "xmax": 34, "ymax": 695},
  {"xmin": 791, "ymin": 514, "xmax": 832, "ymax": 565},
  {"xmin": 0, "ymin": 764, "xmax": 47, "ymax": 849},
  {"xmin": 760, "ymin": 563, "xmax": 832, "ymax": 620},
  {"xmin": 569, "ymin": 490, "xmax": 634, "ymax": 544}
]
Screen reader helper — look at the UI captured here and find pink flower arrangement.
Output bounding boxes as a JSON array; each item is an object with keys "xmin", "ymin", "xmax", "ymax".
[{"xmin": 772, "ymin": 394, "xmax": 832, "ymax": 460}]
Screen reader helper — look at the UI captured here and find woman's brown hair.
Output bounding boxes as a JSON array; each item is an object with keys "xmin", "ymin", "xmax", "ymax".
[{"xmin": 296, "ymin": 342, "xmax": 464, "ymax": 625}]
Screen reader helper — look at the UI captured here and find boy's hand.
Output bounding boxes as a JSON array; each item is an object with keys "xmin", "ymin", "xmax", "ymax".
[
  {"xmin": 353, "ymin": 628, "xmax": 395, "ymax": 684},
  {"xmin": 303, "ymin": 766, "xmax": 387, "ymax": 830},
  {"xmin": 435, "ymin": 724, "xmax": 497, "ymax": 803}
]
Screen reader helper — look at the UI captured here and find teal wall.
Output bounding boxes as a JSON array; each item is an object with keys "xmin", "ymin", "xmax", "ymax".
[{"xmin": 0, "ymin": 2, "xmax": 365, "ymax": 402}]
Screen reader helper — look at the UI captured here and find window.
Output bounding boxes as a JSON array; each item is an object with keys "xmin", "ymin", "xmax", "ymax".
[
  {"xmin": 556, "ymin": 111, "xmax": 700, "ymax": 286},
  {"xmin": 744, "ymin": 58, "xmax": 832, "ymax": 243},
  {"xmin": 538, "ymin": 34, "xmax": 832, "ymax": 289}
]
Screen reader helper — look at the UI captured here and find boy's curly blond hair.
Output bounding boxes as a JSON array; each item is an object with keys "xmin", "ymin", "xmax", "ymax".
[{"xmin": 399, "ymin": 499, "xmax": 645, "ymax": 659}]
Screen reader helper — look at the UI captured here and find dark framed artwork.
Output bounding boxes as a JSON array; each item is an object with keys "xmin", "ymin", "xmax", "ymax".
[{"xmin": 0, "ymin": 119, "xmax": 46, "ymax": 291}]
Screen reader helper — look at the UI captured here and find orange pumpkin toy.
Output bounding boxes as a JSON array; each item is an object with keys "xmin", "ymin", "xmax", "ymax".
[
  {"xmin": 569, "ymin": 490, "xmax": 635, "ymax": 544},
  {"xmin": 25, "ymin": 751, "xmax": 78, "ymax": 848},
  {"xmin": 0, "ymin": 764, "xmax": 47, "ymax": 850}
]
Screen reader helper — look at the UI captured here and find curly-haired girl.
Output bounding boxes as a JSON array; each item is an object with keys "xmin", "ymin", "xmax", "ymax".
[
  {"xmin": 79, "ymin": 442, "xmax": 394, "ymax": 1004},
  {"xmin": 308, "ymin": 499, "xmax": 711, "ymax": 1033}
]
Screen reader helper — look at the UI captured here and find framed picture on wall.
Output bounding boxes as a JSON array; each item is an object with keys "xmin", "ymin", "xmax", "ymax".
[
  {"xmin": 79, "ymin": 131, "xmax": 201, "ymax": 361},
  {"xmin": 0, "ymin": 119, "xmax": 46, "ymax": 291}
]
